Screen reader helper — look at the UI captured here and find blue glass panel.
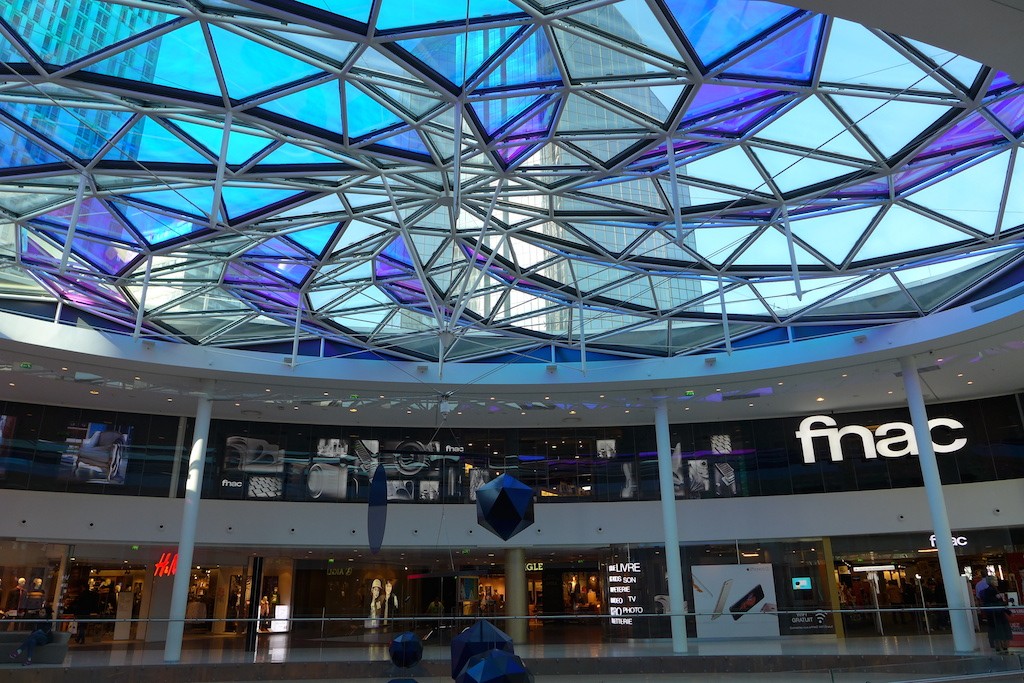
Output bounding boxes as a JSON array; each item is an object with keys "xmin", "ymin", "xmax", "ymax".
[
  {"xmin": 260, "ymin": 81, "xmax": 343, "ymax": 134},
  {"xmin": 376, "ymin": 0, "xmax": 524, "ymax": 30},
  {"xmin": 0, "ymin": 101, "xmax": 132, "ymax": 159},
  {"xmin": 245, "ymin": 287, "xmax": 302, "ymax": 309},
  {"xmin": 481, "ymin": 29, "xmax": 560, "ymax": 89},
  {"xmin": 378, "ymin": 235, "xmax": 414, "ymax": 269},
  {"xmin": 226, "ymin": 262, "xmax": 287, "ymax": 287},
  {"xmin": 989, "ymin": 71, "xmax": 1017, "ymax": 94},
  {"xmin": 259, "ymin": 143, "xmax": 343, "ymax": 165},
  {"xmin": 244, "ymin": 237, "xmax": 307, "ymax": 260},
  {"xmin": 0, "ymin": 31, "xmax": 22, "ymax": 62},
  {"xmin": 724, "ymin": 14, "xmax": 823, "ymax": 81},
  {"xmin": 258, "ymin": 260, "xmax": 312, "ymax": 285},
  {"xmin": 399, "ymin": 28, "xmax": 515, "ymax": 86},
  {"xmin": 172, "ymin": 120, "xmax": 273, "ymax": 164},
  {"xmin": 266, "ymin": 30, "xmax": 356, "ymax": 64},
  {"xmin": 496, "ymin": 140, "xmax": 539, "ymax": 164},
  {"xmin": 286, "ymin": 224, "xmax": 341, "ymax": 256},
  {"xmin": 345, "ymin": 83, "xmax": 403, "ymax": 138},
  {"xmin": 208, "ymin": 26, "xmax": 323, "ymax": 100},
  {"xmin": 503, "ymin": 99, "xmax": 557, "ymax": 139},
  {"xmin": 105, "ymin": 117, "xmax": 210, "ymax": 164},
  {"xmin": 989, "ymin": 92, "xmax": 1024, "ymax": 136},
  {"xmin": 129, "ymin": 187, "xmax": 217, "ymax": 218},
  {"xmin": 0, "ymin": 123, "xmax": 62, "ymax": 167},
  {"xmin": 696, "ymin": 103, "xmax": 782, "ymax": 135},
  {"xmin": 220, "ymin": 187, "xmax": 304, "ymax": 218},
  {"xmin": 374, "ymin": 129, "xmax": 432, "ymax": 156},
  {"xmin": 664, "ymin": 0, "xmax": 799, "ymax": 67},
  {"xmin": 0, "ymin": 3, "xmax": 175, "ymax": 65},
  {"xmin": 87, "ymin": 22, "xmax": 221, "ymax": 96},
  {"xmin": 682, "ymin": 84, "xmax": 780, "ymax": 123},
  {"xmin": 115, "ymin": 202, "xmax": 204, "ymax": 246},
  {"xmin": 472, "ymin": 95, "xmax": 544, "ymax": 136},
  {"xmin": 39, "ymin": 198, "xmax": 135, "ymax": 243},
  {"xmin": 293, "ymin": 0, "xmax": 374, "ymax": 24}
]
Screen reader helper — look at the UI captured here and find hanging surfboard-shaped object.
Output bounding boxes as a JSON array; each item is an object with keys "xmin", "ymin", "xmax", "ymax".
[{"xmin": 368, "ymin": 464, "xmax": 388, "ymax": 554}]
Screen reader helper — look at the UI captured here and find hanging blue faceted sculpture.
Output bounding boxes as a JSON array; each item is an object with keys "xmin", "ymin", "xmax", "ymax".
[
  {"xmin": 475, "ymin": 473, "xmax": 535, "ymax": 541},
  {"xmin": 455, "ymin": 649, "xmax": 534, "ymax": 683},
  {"xmin": 450, "ymin": 620, "xmax": 514, "ymax": 679},
  {"xmin": 389, "ymin": 631, "xmax": 424, "ymax": 669}
]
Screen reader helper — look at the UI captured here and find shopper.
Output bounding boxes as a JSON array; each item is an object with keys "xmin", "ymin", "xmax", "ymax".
[
  {"xmin": 8, "ymin": 606, "xmax": 53, "ymax": 666},
  {"xmin": 979, "ymin": 578, "xmax": 1012, "ymax": 653}
]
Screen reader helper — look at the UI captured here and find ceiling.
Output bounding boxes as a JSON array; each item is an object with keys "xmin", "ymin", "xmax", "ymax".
[{"xmin": 0, "ymin": 0, "xmax": 1021, "ymax": 365}]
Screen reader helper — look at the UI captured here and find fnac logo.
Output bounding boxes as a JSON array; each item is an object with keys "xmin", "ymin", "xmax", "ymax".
[{"xmin": 795, "ymin": 415, "xmax": 966, "ymax": 464}]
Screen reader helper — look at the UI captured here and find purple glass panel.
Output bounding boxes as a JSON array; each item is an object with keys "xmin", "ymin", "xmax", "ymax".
[
  {"xmin": 379, "ymin": 235, "xmax": 413, "ymax": 268},
  {"xmin": 496, "ymin": 141, "xmax": 536, "ymax": 163},
  {"xmin": 386, "ymin": 279, "xmax": 428, "ymax": 304},
  {"xmin": 988, "ymin": 92, "xmax": 1024, "ymax": 135},
  {"xmin": 724, "ymin": 14, "xmax": 823, "ymax": 82},
  {"xmin": 682, "ymin": 84, "xmax": 781, "ymax": 123},
  {"xmin": 830, "ymin": 178, "xmax": 889, "ymax": 198},
  {"xmin": 893, "ymin": 157, "xmax": 973, "ymax": 193},
  {"xmin": 261, "ymin": 261, "xmax": 312, "ymax": 285},
  {"xmin": 504, "ymin": 101, "xmax": 556, "ymax": 138},
  {"xmin": 243, "ymin": 287, "xmax": 301, "ymax": 309},
  {"xmin": 41, "ymin": 197, "xmax": 136, "ymax": 243},
  {"xmin": 20, "ymin": 236, "xmax": 61, "ymax": 267},
  {"xmin": 374, "ymin": 256, "xmax": 408, "ymax": 279},
  {"xmin": 988, "ymin": 71, "xmax": 1017, "ymax": 94},
  {"xmin": 914, "ymin": 112, "xmax": 1005, "ymax": 160},
  {"xmin": 245, "ymin": 237, "xmax": 307, "ymax": 260}
]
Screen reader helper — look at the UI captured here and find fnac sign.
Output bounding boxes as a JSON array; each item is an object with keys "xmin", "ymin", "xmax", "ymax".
[{"xmin": 795, "ymin": 415, "xmax": 967, "ymax": 464}]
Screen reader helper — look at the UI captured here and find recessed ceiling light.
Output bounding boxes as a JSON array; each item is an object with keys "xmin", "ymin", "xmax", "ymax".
[
  {"xmin": 61, "ymin": 367, "xmax": 68, "ymax": 371},
  {"xmin": 167, "ymin": 398, "xmax": 173, "ymax": 402},
  {"xmin": 457, "ymin": 411, "xmax": 463, "ymax": 415},
  {"xmin": 8, "ymin": 382, "xmax": 13, "ymax": 387},
  {"xmin": 684, "ymin": 406, "xmax": 690, "ymax": 411},
  {"xmin": 349, "ymin": 408, "xmax": 357, "ymax": 412},
  {"xmin": 841, "ymin": 373, "xmax": 848, "ymax": 378},
  {"xmin": 490, "ymin": 397, "xmax": 495, "ymax": 400},
  {"xmin": 544, "ymin": 396, "xmax": 550, "ymax": 400},
  {"xmin": 967, "ymin": 380, "xmax": 974, "ymax": 385},
  {"xmin": 957, "ymin": 373, "xmax": 964, "ymax": 377},
  {"xmin": 134, "ymin": 376, "xmax": 141, "ymax": 380},
  {"xmin": 569, "ymin": 410, "xmax": 576, "ymax": 415},
  {"xmin": 406, "ymin": 410, "xmax": 412, "ymax": 414},
  {"xmin": 777, "ymin": 382, "xmax": 783, "ymax": 386},
  {"xmin": 887, "ymin": 390, "xmax": 893, "ymax": 395},
  {"xmin": 937, "ymin": 358, "xmax": 943, "ymax": 363},
  {"xmin": 521, "ymin": 411, "xmax": 526, "ymax": 415},
  {"xmin": 89, "ymin": 390, "xmax": 99, "ymax": 395},
  {"xmin": 624, "ymin": 409, "xmax": 630, "ymax": 414},
  {"xmin": 293, "ymin": 406, "xmax": 300, "ymax": 410},
  {"xmin": 379, "ymin": 395, "xmax": 385, "ymax": 399},
  {"xmin": 265, "ymin": 388, "xmax": 271, "ymax": 392},
  {"xmin": 748, "ymin": 403, "xmax": 753, "ymax": 407},
  {"xmin": 816, "ymin": 397, "xmax": 825, "ymax": 402},
  {"xmin": 599, "ymin": 394, "xmax": 605, "ymax": 398},
  {"xmin": 235, "ymin": 403, "xmax": 240, "ymax": 407},
  {"xmin": 323, "ymin": 392, "xmax": 329, "ymax": 396}
]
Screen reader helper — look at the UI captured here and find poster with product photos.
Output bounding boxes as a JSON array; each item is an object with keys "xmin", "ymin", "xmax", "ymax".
[{"xmin": 676, "ymin": 456, "xmax": 741, "ymax": 499}]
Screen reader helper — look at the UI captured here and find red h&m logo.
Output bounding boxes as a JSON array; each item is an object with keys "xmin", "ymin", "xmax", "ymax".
[{"xmin": 154, "ymin": 552, "xmax": 178, "ymax": 577}]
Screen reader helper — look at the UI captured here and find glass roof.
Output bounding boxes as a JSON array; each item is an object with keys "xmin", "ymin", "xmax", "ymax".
[{"xmin": 0, "ymin": 0, "xmax": 1022, "ymax": 363}]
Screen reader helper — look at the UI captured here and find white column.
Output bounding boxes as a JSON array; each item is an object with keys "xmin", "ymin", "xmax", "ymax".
[
  {"xmin": 505, "ymin": 547, "xmax": 528, "ymax": 644},
  {"xmin": 899, "ymin": 356, "xmax": 975, "ymax": 652},
  {"xmin": 655, "ymin": 398, "xmax": 687, "ymax": 653},
  {"xmin": 164, "ymin": 385, "xmax": 214, "ymax": 662}
]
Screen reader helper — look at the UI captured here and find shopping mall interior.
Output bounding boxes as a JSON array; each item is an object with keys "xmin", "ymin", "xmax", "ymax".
[{"xmin": 1, "ymin": 0, "xmax": 1024, "ymax": 681}]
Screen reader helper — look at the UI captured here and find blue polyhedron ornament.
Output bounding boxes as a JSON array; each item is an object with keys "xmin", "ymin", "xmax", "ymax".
[
  {"xmin": 450, "ymin": 620, "xmax": 514, "ymax": 679},
  {"xmin": 455, "ymin": 649, "xmax": 534, "ymax": 683},
  {"xmin": 475, "ymin": 473, "xmax": 535, "ymax": 541},
  {"xmin": 389, "ymin": 631, "xmax": 424, "ymax": 669}
]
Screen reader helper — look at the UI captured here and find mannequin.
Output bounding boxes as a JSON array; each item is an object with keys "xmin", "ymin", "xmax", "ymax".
[{"xmin": 25, "ymin": 577, "xmax": 45, "ymax": 612}]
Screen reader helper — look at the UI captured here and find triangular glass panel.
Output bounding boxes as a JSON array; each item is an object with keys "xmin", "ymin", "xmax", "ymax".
[
  {"xmin": 904, "ymin": 39, "xmax": 984, "ymax": 93},
  {"xmin": 0, "ymin": 102, "xmax": 132, "ymax": 160},
  {"xmin": 820, "ymin": 20, "xmax": 951, "ymax": 94},
  {"xmin": 552, "ymin": 28, "xmax": 670, "ymax": 80},
  {"xmin": 345, "ymin": 83, "xmax": 403, "ymax": 139},
  {"xmin": 691, "ymin": 101, "xmax": 787, "ymax": 136},
  {"xmin": 1003, "ymin": 152, "xmax": 1024, "ymax": 231},
  {"xmin": 115, "ymin": 202, "xmax": 206, "ymax": 246},
  {"xmin": 989, "ymin": 92, "xmax": 1024, "ymax": 136},
  {"xmin": 578, "ymin": 178, "xmax": 663, "ymax": 208},
  {"xmin": 372, "ymin": 85, "xmax": 443, "ymax": 119},
  {"xmin": 220, "ymin": 187, "xmax": 305, "ymax": 219},
  {"xmin": 754, "ymin": 95, "xmax": 871, "ymax": 159},
  {"xmin": 631, "ymin": 230, "xmax": 692, "ymax": 263},
  {"xmin": 480, "ymin": 29, "xmax": 561, "ymax": 89},
  {"xmin": 789, "ymin": 205, "xmax": 880, "ymax": 265},
  {"xmin": 265, "ymin": 29, "xmax": 356, "ymax": 65},
  {"xmin": 831, "ymin": 95, "xmax": 951, "ymax": 158},
  {"xmin": 855, "ymin": 205, "xmax": 972, "ymax": 262},
  {"xmin": 292, "ymin": 0, "xmax": 374, "ymax": 24},
  {"xmin": 128, "ymin": 187, "xmax": 217, "ymax": 219},
  {"xmin": 211, "ymin": 25, "xmax": 324, "ymax": 100},
  {"xmin": 601, "ymin": 85, "xmax": 685, "ymax": 125},
  {"xmin": 499, "ymin": 99, "xmax": 558, "ymax": 141},
  {"xmin": 570, "ymin": 138, "xmax": 640, "ymax": 164},
  {"xmin": 65, "ymin": 234, "xmax": 138, "ymax": 275},
  {"xmin": 14, "ymin": 5, "xmax": 176, "ymax": 65},
  {"xmin": 664, "ymin": 0, "xmax": 799, "ymax": 68},
  {"xmin": 258, "ymin": 143, "xmax": 344, "ymax": 166},
  {"xmin": 376, "ymin": 0, "xmax": 524, "ymax": 31},
  {"xmin": 908, "ymin": 151, "xmax": 1011, "ymax": 234},
  {"xmin": 693, "ymin": 225, "xmax": 761, "ymax": 265},
  {"xmin": 260, "ymin": 80, "xmax": 343, "ymax": 134},
  {"xmin": 37, "ymin": 197, "xmax": 136, "ymax": 243},
  {"xmin": 723, "ymin": 14, "xmax": 823, "ymax": 82},
  {"xmin": 685, "ymin": 146, "xmax": 766, "ymax": 193},
  {"xmin": 731, "ymin": 224, "xmax": 822, "ymax": 266},
  {"xmin": 87, "ymin": 22, "xmax": 221, "ymax": 96},
  {"xmin": 398, "ymin": 27, "xmax": 517, "ymax": 87},
  {"xmin": 573, "ymin": 0, "xmax": 685, "ymax": 62},
  {"xmin": 373, "ymin": 128, "xmax": 432, "ymax": 156},
  {"xmin": 754, "ymin": 148, "xmax": 854, "ymax": 193},
  {"xmin": 104, "ymin": 117, "xmax": 210, "ymax": 164},
  {"xmin": 0, "ymin": 124, "xmax": 63, "ymax": 167},
  {"xmin": 988, "ymin": 71, "xmax": 1018, "ymax": 95},
  {"xmin": 171, "ymin": 119, "xmax": 274, "ymax": 165},
  {"xmin": 557, "ymin": 94, "xmax": 646, "ymax": 134},
  {"xmin": 813, "ymin": 274, "xmax": 920, "ymax": 316},
  {"xmin": 279, "ymin": 194, "xmax": 346, "ymax": 220},
  {"xmin": 471, "ymin": 94, "xmax": 546, "ymax": 137},
  {"xmin": 682, "ymin": 84, "xmax": 782, "ymax": 123},
  {"xmin": 0, "ymin": 30, "xmax": 26, "ymax": 62},
  {"xmin": 898, "ymin": 250, "xmax": 1019, "ymax": 312},
  {"xmin": 915, "ymin": 112, "xmax": 1007, "ymax": 161}
]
